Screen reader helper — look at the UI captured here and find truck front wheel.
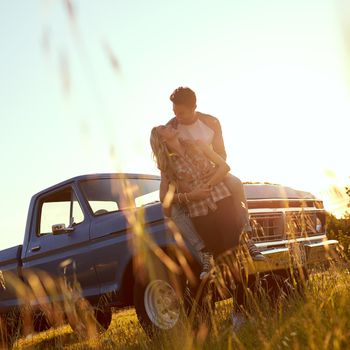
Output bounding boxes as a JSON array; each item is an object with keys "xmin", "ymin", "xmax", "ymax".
[{"xmin": 133, "ymin": 261, "xmax": 186, "ymax": 336}]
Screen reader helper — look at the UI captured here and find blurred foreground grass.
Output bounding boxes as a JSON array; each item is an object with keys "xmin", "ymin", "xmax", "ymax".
[{"xmin": 12, "ymin": 263, "xmax": 350, "ymax": 350}]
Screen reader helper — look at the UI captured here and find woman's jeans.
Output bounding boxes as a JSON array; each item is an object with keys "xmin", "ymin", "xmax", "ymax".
[{"xmin": 170, "ymin": 204, "xmax": 205, "ymax": 252}]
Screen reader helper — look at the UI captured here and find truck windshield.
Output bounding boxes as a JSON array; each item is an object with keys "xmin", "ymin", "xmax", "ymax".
[{"xmin": 79, "ymin": 177, "xmax": 160, "ymax": 215}]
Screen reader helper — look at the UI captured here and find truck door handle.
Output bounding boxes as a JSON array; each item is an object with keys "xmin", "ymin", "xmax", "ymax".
[{"xmin": 31, "ymin": 245, "xmax": 41, "ymax": 252}]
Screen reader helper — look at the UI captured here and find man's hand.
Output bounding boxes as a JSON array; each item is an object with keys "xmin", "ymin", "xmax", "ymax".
[
  {"xmin": 189, "ymin": 185, "xmax": 212, "ymax": 201},
  {"xmin": 201, "ymin": 167, "xmax": 217, "ymax": 183}
]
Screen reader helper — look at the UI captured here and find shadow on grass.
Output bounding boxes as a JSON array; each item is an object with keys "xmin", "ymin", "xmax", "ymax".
[{"xmin": 14, "ymin": 308, "xmax": 150, "ymax": 350}]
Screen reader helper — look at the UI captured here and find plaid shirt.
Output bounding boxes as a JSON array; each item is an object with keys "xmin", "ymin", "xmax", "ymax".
[{"xmin": 170, "ymin": 143, "xmax": 231, "ymax": 217}]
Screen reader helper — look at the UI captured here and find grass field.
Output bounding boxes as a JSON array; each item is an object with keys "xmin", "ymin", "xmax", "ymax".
[{"xmin": 8, "ymin": 262, "xmax": 350, "ymax": 350}]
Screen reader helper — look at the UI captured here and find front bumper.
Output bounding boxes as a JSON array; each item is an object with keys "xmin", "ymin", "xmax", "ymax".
[{"xmin": 245, "ymin": 235, "xmax": 340, "ymax": 274}]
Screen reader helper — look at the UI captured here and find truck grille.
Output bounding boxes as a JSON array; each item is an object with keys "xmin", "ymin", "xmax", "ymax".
[
  {"xmin": 285, "ymin": 211, "xmax": 318, "ymax": 238},
  {"xmin": 250, "ymin": 210, "xmax": 320, "ymax": 242},
  {"xmin": 250, "ymin": 212, "xmax": 284, "ymax": 241}
]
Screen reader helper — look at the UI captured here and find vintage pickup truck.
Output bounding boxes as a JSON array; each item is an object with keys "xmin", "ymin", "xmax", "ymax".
[{"xmin": 0, "ymin": 173, "xmax": 339, "ymax": 340}]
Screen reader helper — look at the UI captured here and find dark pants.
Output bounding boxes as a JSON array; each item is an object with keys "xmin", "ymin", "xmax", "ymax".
[
  {"xmin": 191, "ymin": 196, "xmax": 241, "ymax": 257},
  {"xmin": 224, "ymin": 174, "xmax": 250, "ymax": 232}
]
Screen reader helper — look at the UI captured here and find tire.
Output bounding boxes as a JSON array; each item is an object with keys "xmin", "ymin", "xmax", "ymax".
[{"xmin": 133, "ymin": 257, "xmax": 186, "ymax": 336}]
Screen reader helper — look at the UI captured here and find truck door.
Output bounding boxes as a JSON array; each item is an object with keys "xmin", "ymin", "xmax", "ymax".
[{"xmin": 22, "ymin": 185, "xmax": 99, "ymax": 299}]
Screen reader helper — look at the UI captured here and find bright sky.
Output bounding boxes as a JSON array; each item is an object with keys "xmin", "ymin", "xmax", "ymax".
[{"xmin": 0, "ymin": 0, "xmax": 349, "ymax": 249}]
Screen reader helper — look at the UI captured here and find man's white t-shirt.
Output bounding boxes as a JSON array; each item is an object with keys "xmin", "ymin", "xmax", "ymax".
[{"xmin": 177, "ymin": 118, "xmax": 214, "ymax": 146}]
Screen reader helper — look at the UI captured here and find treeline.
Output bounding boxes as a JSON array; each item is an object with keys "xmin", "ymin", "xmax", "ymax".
[{"xmin": 326, "ymin": 186, "xmax": 350, "ymax": 257}]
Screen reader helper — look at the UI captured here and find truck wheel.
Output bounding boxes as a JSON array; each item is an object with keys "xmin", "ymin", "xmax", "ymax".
[
  {"xmin": 133, "ymin": 262, "xmax": 185, "ymax": 336},
  {"xmin": 134, "ymin": 278, "xmax": 182, "ymax": 335}
]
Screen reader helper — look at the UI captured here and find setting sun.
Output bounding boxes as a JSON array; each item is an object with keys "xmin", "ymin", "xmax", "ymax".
[{"xmin": 0, "ymin": 0, "xmax": 349, "ymax": 250}]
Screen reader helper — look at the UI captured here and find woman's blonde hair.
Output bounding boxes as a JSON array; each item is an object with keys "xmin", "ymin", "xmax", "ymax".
[{"xmin": 150, "ymin": 127, "xmax": 176, "ymax": 181}]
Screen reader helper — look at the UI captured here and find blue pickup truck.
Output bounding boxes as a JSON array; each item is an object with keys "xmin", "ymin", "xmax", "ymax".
[{"xmin": 0, "ymin": 173, "xmax": 339, "ymax": 339}]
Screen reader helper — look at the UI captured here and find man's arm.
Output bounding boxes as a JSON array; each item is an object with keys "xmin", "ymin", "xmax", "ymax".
[
  {"xmin": 211, "ymin": 119, "xmax": 227, "ymax": 161},
  {"xmin": 195, "ymin": 140, "xmax": 230, "ymax": 187},
  {"xmin": 198, "ymin": 113, "xmax": 227, "ymax": 160}
]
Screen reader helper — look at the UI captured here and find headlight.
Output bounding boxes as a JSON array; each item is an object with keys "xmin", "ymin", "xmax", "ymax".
[{"xmin": 316, "ymin": 217, "xmax": 322, "ymax": 233}]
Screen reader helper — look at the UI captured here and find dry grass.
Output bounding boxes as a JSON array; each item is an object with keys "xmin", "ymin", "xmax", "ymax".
[
  {"xmin": 1, "ymin": 180, "xmax": 347, "ymax": 349},
  {"xmin": 0, "ymin": 260, "xmax": 344, "ymax": 349}
]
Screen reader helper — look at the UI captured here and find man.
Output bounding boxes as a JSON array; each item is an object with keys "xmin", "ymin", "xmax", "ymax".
[
  {"xmin": 167, "ymin": 88, "xmax": 226, "ymax": 160},
  {"xmin": 165, "ymin": 86, "xmax": 265, "ymax": 261}
]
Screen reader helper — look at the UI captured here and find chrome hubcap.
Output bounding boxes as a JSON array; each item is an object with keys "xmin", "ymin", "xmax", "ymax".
[{"xmin": 144, "ymin": 279, "xmax": 180, "ymax": 329}]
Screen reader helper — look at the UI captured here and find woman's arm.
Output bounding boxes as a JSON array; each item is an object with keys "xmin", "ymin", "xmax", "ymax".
[
  {"xmin": 159, "ymin": 172, "xmax": 169, "ymax": 203},
  {"xmin": 160, "ymin": 172, "xmax": 190, "ymax": 211},
  {"xmin": 159, "ymin": 173, "xmax": 174, "ymax": 217},
  {"xmin": 160, "ymin": 171, "xmax": 211, "ymax": 207},
  {"xmin": 195, "ymin": 140, "xmax": 230, "ymax": 187}
]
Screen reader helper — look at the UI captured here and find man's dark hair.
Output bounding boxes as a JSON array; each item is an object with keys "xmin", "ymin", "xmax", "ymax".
[{"xmin": 169, "ymin": 87, "xmax": 196, "ymax": 108}]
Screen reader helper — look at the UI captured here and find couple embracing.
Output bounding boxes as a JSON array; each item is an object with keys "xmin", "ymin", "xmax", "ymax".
[{"xmin": 150, "ymin": 87, "xmax": 265, "ymax": 280}]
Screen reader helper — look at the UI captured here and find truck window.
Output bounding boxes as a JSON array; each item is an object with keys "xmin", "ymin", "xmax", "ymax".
[
  {"xmin": 79, "ymin": 177, "xmax": 160, "ymax": 215},
  {"xmin": 38, "ymin": 187, "xmax": 84, "ymax": 235},
  {"xmin": 88, "ymin": 201, "xmax": 119, "ymax": 214}
]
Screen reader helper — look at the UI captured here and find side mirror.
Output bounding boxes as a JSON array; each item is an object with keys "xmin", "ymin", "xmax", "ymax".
[{"xmin": 52, "ymin": 223, "xmax": 75, "ymax": 235}]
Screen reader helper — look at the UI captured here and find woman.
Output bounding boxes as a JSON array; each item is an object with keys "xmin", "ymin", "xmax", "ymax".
[{"xmin": 150, "ymin": 124, "xmax": 242, "ymax": 277}]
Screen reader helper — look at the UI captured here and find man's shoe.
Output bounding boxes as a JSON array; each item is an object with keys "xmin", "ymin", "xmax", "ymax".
[
  {"xmin": 247, "ymin": 241, "xmax": 266, "ymax": 261},
  {"xmin": 199, "ymin": 251, "xmax": 214, "ymax": 279}
]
